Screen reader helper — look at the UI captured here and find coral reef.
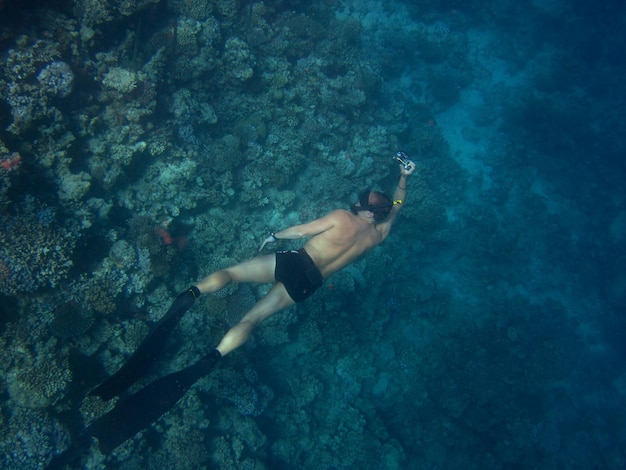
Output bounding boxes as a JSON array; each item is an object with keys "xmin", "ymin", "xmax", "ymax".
[
  {"xmin": 36, "ymin": 60, "xmax": 74, "ymax": 98},
  {"xmin": 225, "ymin": 284, "xmax": 257, "ymax": 326},
  {"xmin": 0, "ymin": 200, "xmax": 78, "ymax": 296},
  {"xmin": 50, "ymin": 300, "xmax": 95, "ymax": 339},
  {"xmin": 7, "ymin": 347, "xmax": 72, "ymax": 408},
  {"xmin": 0, "ymin": 407, "xmax": 69, "ymax": 469},
  {"xmin": 0, "ymin": 0, "xmax": 623, "ymax": 468}
]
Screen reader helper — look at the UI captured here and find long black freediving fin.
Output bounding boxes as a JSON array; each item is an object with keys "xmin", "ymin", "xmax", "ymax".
[
  {"xmin": 89, "ymin": 286, "xmax": 201, "ymax": 400},
  {"xmin": 88, "ymin": 348, "xmax": 222, "ymax": 454}
]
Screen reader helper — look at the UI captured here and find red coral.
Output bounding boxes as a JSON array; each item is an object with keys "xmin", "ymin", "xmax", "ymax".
[{"xmin": 1, "ymin": 152, "xmax": 21, "ymax": 172}]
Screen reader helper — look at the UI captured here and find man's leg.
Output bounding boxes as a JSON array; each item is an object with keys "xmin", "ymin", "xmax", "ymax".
[
  {"xmin": 216, "ymin": 283, "xmax": 294, "ymax": 356},
  {"xmin": 84, "ymin": 282, "xmax": 293, "ymax": 452},
  {"xmin": 196, "ymin": 254, "xmax": 277, "ymax": 294}
]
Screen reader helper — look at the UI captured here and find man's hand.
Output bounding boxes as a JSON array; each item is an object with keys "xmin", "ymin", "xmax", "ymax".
[
  {"xmin": 400, "ymin": 160, "xmax": 416, "ymax": 176},
  {"xmin": 259, "ymin": 233, "xmax": 277, "ymax": 252}
]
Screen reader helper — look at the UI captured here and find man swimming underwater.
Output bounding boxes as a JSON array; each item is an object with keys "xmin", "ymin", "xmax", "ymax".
[{"xmin": 84, "ymin": 152, "xmax": 416, "ymax": 454}]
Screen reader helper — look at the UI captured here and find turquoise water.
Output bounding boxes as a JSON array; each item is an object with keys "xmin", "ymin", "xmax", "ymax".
[{"xmin": 1, "ymin": 0, "xmax": 625, "ymax": 468}]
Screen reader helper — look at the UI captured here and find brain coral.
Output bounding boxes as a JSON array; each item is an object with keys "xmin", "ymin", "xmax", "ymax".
[{"xmin": 50, "ymin": 300, "xmax": 95, "ymax": 339}]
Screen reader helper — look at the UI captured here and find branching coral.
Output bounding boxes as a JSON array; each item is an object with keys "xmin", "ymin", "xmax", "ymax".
[
  {"xmin": 0, "ymin": 201, "xmax": 78, "ymax": 296},
  {"xmin": 0, "ymin": 407, "xmax": 69, "ymax": 468}
]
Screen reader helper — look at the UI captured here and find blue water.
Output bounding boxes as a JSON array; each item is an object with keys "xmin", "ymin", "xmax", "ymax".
[{"xmin": 1, "ymin": 0, "xmax": 625, "ymax": 468}]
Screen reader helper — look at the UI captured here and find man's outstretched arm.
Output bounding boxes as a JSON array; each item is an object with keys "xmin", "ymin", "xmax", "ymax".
[
  {"xmin": 259, "ymin": 211, "xmax": 338, "ymax": 251},
  {"xmin": 378, "ymin": 161, "xmax": 416, "ymax": 238}
]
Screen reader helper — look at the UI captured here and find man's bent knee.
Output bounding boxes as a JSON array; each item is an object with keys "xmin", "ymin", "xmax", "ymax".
[
  {"xmin": 197, "ymin": 270, "xmax": 233, "ymax": 294},
  {"xmin": 216, "ymin": 319, "xmax": 256, "ymax": 356}
]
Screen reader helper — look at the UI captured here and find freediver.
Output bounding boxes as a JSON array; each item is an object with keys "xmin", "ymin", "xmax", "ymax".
[{"xmin": 84, "ymin": 152, "xmax": 416, "ymax": 454}]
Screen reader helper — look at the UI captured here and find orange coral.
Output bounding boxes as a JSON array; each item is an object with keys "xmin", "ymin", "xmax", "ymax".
[{"xmin": 1, "ymin": 152, "xmax": 21, "ymax": 172}]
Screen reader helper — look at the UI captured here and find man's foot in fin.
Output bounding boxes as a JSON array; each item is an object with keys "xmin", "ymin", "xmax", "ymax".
[
  {"xmin": 88, "ymin": 349, "xmax": 222, "ymax": 454},
  {"xmin": 89, "ymin": 286, "xmax": 201, "ymax": 400}
]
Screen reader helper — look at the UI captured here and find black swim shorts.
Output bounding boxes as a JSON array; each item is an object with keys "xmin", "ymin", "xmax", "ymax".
[{"xmin": 275, "ymin": 249, "xmax": 324, "ymax": 303}]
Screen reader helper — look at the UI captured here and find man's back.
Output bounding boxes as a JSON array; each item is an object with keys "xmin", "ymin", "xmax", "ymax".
[{"xmin": 304, "ymin": 209, "xmax": 383, "ymax": 278}]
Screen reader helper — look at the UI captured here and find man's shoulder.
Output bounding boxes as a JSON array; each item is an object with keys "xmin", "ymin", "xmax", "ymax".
[
  {"xmin": 329, "ymin": 208, "xmax": 352, "ymax": 216},
  {"xmin": 327, "ymin": 209, "xmax": 353, "ymax": 221}
]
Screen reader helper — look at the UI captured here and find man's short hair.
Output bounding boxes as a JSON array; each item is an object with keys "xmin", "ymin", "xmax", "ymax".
[
  {"xmin": 367, "ymin": 191, "xmax": 393, "ymax": 221},
  {"xmin": 351, "ymin": 190, "xmax": 393, "ymax": 221}
]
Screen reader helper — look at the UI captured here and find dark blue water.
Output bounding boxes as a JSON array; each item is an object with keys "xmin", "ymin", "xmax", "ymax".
[{"xmin": 1, "ymin": 0, "xmax": 625, "ymax": 468}]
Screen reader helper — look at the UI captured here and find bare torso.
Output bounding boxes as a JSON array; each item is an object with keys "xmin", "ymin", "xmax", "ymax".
[{"xmin": 303, "ymin": 210, "xmax": 383, "ymax": 278}]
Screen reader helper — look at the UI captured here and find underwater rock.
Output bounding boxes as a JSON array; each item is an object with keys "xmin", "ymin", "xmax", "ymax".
[{"xmin": 223, "ymin": 37, "xmax": 255, "ymax": 82}]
